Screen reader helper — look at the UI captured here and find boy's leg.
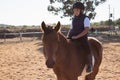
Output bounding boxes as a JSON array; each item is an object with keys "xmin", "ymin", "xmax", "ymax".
[
  {"xmin": 81, "ymin": 37, "xmax": 93, "ymax": 73},
  {"xmin": 77, "ymin": 36, "xmax": 93, "ymax": 73},
  {"xmin": 86, "ymin": 52, "xmax": 93, "ymax": 73}
]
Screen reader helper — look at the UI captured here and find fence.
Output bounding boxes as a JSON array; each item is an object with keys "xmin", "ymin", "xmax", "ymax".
[{"xmin": 0, "ymin": 31, "xmax": 67, "ymax": 42}]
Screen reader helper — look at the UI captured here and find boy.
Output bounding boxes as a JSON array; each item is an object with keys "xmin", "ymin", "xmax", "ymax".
[{"xmin": 67, "ymin": 2, "xmax": 93, "ymax": 73}]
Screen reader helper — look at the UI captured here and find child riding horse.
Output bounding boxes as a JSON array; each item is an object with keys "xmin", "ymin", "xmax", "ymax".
[{"xmin": 41, "ymin": 21, "xmax": 103, "ymax": 80}]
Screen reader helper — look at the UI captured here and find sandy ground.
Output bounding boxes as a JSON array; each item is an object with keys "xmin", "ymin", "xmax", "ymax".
[{"xmin": 0, "ymin": 37, "xmax": 120, "ymax": 80}]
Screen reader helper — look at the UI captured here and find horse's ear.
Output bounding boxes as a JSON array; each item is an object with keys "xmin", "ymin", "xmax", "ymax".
[
  {"xmin": 54, "ymin": 21, "xmax": 61, "ymax": 32},
  {"xmin": 41, "ymin": 21, "xmax": 47, "ymax": 32}
]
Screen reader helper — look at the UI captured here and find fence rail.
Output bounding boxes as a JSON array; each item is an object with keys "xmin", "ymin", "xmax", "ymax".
[
  {"xmin": 0, "ymin": 31, "xmax": 67, "ymax": 42},
  {"xmin": 3, "ymin": 32, "xmax": 43, "ymax": 35}
]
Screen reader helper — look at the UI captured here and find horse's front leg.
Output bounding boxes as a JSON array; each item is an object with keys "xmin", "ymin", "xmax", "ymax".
[
  {"xmin": 57, "ymin": 76, "xmax": 78, "ymax": 80},
  {"xmin": 55, "ymin": 72, "xmax": 78, "ymax": 80},
  {"xmin": 53, "ymin": 68, "xmax": 67, "ymax": 80},
  {"xmin": 57, "ymin": 76, "xmax": 67, "ymax": 80},
  {"xmin": 55, "ymin": 73, "xmax": 68, "ymax": 80},
  {"xmin": 53, "ymin": 68, "xmax": 78, "ymax": 80}
]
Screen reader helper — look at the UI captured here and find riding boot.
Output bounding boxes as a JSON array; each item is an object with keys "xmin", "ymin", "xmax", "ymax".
[{"xmin": 86, "ymin": 53, "xmax": 93, "ymax": 73}]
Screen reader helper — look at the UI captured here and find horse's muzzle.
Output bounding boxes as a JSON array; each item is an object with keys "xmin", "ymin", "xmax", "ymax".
[{"xmin": 46, "ymin": 59, "xmax": 55, "ymax": 68}]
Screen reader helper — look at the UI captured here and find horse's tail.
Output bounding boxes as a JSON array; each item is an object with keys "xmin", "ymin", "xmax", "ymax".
[
  {"xmin": 86, "ymin": 37, "xmax": 103, "ymax": 80},
  {"xmin": 88, "ymin": 37, "xmax": 103, "ymax": 66}
]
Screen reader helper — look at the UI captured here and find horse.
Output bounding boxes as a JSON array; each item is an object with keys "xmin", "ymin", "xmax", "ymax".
[{"xmin": 41, "ymin": 21, "xmax": 103, "ymax": 80}]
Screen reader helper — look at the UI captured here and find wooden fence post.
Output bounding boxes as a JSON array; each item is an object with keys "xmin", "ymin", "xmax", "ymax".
[
  {"xmin": 4, "ymin": 33, "xmax": 6, "ymax": 42},
  {"xmin": 20, "ymin": 33, "xmax": 22, "ymax": 41}
]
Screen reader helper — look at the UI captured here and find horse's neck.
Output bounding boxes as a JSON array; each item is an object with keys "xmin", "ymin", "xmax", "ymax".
[
  {"xmin": 56, "ymin": 33, "xmax": 71, "ymax": 65},
  {"xmin": 58, "ymin": 32, "xmax": 68, "ymax": 45},
  {"xmin": 57, "ymin": 32, "xmax": 69, "ymax": 55}
]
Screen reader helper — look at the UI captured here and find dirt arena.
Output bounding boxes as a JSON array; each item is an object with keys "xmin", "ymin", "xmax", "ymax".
[{"xmin": 0, "ymin": 36, "xmax": 120, "ymax": 80}]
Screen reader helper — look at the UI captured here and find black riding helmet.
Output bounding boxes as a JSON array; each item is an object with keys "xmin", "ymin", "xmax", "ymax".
[{"xmin": 73, "ymin": 2, "xmax": 85, "ymax": 10}]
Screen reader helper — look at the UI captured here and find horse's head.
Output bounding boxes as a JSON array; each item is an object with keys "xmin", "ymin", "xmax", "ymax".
[{"xmin": 41, "ymin": 21, "xmax": 60, "ymax": 68}]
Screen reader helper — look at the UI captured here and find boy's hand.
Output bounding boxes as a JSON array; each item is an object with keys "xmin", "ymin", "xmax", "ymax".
[{"xmin": 72, "ymin": 36, "xmax": 78, "ymax": 39}]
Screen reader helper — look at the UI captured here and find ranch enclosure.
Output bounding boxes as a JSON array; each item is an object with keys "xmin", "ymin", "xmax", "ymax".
[
  {"xmin": 0, "ymin": 0, "xmax": 120, "ymax": 79},
  {"xmin": 0, "ymin": 25, "xmax": 119, "ymax": 39},
  {"xmin": 0, "ymin": 33, "xmax": 120, "ymax": 80},
  {"xmin": 0, "ymin": 24, "xmax": 120, "ymax": 80}
]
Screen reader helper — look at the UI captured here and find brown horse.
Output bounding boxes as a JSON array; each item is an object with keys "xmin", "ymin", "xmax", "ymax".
[{"xmin": 41, "ymin": 21, "xmax": 103, "ymax": 80}]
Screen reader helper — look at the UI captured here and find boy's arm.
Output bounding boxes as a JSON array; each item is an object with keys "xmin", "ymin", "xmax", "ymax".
[{"xmin": 72, "ymin": 27, "xmax": 89, "ymax": 39}]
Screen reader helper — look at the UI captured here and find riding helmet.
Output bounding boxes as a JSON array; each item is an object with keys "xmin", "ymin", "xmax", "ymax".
[{"xmin": 73, "ymin": 2, "xmax": 85, "ymax": 10}]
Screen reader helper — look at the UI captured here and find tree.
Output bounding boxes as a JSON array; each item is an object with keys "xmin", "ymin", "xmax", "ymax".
[
  {"xmin": 115, "ymin": 18, "xmax": 120, "ymax": 26},
  {"xmin": 105, "ymin": 19, "xmax": 114, "ymax": 26},
  {"xmin": 91, "ymin": 22, "xmax": 99, "ymax": 27},
  {"xmin": 48, "ymin": 0, "xmax": 106, "ymax": 19},
  {"xmin": 100, "ymin": 21, "xmax": 106, "ymax": 25}
]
